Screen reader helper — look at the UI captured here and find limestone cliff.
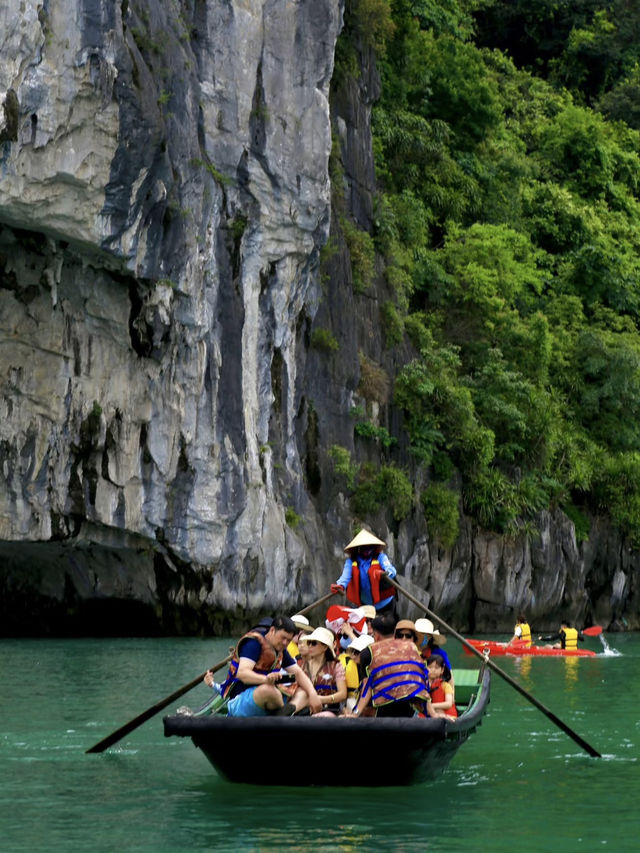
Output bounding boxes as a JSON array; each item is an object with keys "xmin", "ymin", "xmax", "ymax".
[{"xmin": 0, "ymin": 1, "xmax": 637, "ymax": 635}]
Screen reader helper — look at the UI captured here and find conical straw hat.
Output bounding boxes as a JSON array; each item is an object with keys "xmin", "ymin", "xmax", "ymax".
[{"xmin": 344, "ymin": 529, "xmax": 386, "ymax": 553}]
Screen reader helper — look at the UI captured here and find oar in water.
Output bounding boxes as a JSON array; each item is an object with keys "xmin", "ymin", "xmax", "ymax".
[
  {"xmin": 85, "ymin": 590, "xmax": 339, "ymax": 754},
  {"xmin": 85, "ymin": 651, "xmax": 233, "ymax": 754},
  {"xmin": 389, "ymin": 577, "xmax": 602, "ymax": 758}
]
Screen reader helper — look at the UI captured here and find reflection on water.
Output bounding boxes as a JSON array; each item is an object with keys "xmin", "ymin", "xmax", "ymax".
[
  {"xmin": 563, "ymin": 655, "xmax": 579, "ymax": 691},
  {"xmin": 511, "ymin": 654, "xmax": 532, "ymax": 688}
]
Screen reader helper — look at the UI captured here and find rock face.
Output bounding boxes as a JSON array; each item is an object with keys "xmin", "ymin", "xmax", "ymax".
[{"xmin": 0, "ymin": 1, "xmax": 637, "ymax": 635}]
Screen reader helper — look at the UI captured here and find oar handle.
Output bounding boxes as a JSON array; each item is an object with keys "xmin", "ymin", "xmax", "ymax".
[{"xmin": 389, "ymin": 577, "xmax": 601, "ymax": 758}]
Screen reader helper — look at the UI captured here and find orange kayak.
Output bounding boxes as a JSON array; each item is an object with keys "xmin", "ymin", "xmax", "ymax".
[{"xmin": 463, "ymin": 638, "xmax": 597, "ymax": 657}]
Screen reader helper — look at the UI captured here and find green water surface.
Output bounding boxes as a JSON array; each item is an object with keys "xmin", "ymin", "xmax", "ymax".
[{"xmin": 1, "ymin": 633, "xmax": 638, "ymax": 852}]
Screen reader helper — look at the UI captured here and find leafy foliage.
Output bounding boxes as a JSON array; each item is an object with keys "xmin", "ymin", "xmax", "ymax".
[{"xmin": 331, "ymin": 0, "xmax": 640, "ymax": 545}]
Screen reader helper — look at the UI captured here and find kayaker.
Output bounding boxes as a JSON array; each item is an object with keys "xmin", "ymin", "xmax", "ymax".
[
  {"xmin": 350, "ymin": 614, "xmax": 429, "ymax": 718},
  {"xmin": 208, "ymin": 615, "xmax": 323, "ymax": 717},
  {"xmin": 538, "ymin": 619, "xmax": 584, "ymax": 649},
  {"xmin": 509, "ymin": 614, "xmax": 532, "ymax": 647},
  {"xmin": 330, "ymin": 529, "xmax": 397, "ymax": 615},
  {"xmin": 425, "ymin": 653, "xmax": 458, "ymax": 720}
]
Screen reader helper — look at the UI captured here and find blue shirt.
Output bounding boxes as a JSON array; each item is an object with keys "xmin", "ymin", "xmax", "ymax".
[{"xmin": 335, "ymin": 552, "xmax": 397, "ymax": 610}]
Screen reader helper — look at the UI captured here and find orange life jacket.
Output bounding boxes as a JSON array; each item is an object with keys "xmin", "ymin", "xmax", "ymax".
[
  {"xmin": 367, "ymin": 638, "xmax": 429, "ymax": 707},
  {"xmin": 346, "ymin": 558, "xmax": 396, "ymax": 606},
  {"xmin": 429, "ymin": 677, "xmax": 458, "ymax": 718},
  {"xmin": 221, "ymin": 631, "xmax": 284, "ymax": 699}
]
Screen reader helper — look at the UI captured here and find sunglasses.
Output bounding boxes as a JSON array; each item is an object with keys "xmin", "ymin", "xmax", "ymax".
[
  {"xmin": 396, "ymin": 631, "xmax": 415, "ymax": 640},
  {"xmin": 306, "ymin": 640, "xmax": 319, "ymax": 646}
]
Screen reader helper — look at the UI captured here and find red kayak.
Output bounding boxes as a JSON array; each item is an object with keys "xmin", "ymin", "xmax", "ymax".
[{"xmin": 463, "ymin": 638, "xmax": 597, "ymax": 657}]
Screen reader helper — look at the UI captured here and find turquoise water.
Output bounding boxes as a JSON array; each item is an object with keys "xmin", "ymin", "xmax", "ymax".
[{"xmin": 1, "ymin": 633, "xmax": 638, "ymax": 852}]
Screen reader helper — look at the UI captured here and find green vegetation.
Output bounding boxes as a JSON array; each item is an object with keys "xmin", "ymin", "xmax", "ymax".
[
  {"xmin": 331, "ymin": 0, "xmax": 640, "ymax": 545},
  {"xmin": 421, "ymin": 483, "xmax": 460, "ymax": 548},
  {"xmin": 311, "ymin": 328, "xmax": 340, "ymax": 352},
  {"xmin": 285, "ymin": 507, "xmax": 302, "ymax": 529}
]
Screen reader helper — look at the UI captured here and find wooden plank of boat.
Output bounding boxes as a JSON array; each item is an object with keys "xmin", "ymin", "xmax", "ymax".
[
  {"xmin": 163, "ymin": 665, "xmax": 491, "ymax": 786},
  {"xmin": 463, "ymin": 639, "xmax": 597, "ymax": 657}
]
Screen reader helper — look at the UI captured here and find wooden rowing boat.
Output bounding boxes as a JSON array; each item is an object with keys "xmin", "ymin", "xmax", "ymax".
[{"xmin": 163, "ymin": 664, "xmax": 491, "ymax": 786}]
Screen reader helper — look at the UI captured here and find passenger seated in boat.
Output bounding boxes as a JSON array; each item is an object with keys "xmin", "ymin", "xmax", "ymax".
[
  {"xmin": 287, "ymin": 614, "xmax": 313, "ymax": 658},
  {"xmin": 350, "ymin": 614, "xmax": 429, "ymax": 718},
  {"xmin": 509, "ymin": 614, "xmax": 532, "ymax": 647},
  {"xmin": 415, "ymin": 618, "xmax": 454, "ymax": 689},
  {"xmin": 287, "ymin": 627, "xmax": 347, "ymax": 716},
  {"xmin": 394, "ymin": 619, "xmax": 418, "ymax": 643},
  {"xmin": 338, "ymin": 642, "xmax": 363, "ymax": 710},
  {"xmin": 208, "ymin": 615, "xmax": 322, "ymax": 717},
  {"xmin": 425, "ymin": 654, "xmax": 458, "ymax": 720},
  {"xmin": 538, "ymin": 619, "xmax": 584, "ymax": 650},
  {"xmin": 345, "ymin": 634, "xmax": 375, "ymax": 716}
]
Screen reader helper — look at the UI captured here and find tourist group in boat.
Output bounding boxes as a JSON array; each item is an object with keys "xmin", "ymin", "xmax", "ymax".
[{"xmin": 201, "ymin": 529, "xmax": 458, "ymax": 721}]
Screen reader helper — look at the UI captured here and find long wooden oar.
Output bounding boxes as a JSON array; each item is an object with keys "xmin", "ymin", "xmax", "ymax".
[
  {"xmin": 390, "ymin": 577, "xmax": 601, "ymax": 758},
  {"xmin": 85, "ymin": 651, "xmax": 233, "ymax": 754},
  {"xmin": 86, "ymin": 590, "xmax": 338, "ymax": 754}
]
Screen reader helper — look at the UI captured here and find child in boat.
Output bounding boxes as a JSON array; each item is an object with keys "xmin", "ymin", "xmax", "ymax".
[
  {"xmin": 343, "ymin": 633, "xmax": 375, "ymax": 712},
  {"xmin": 425, "ymin": 654, "xmax": 458, "ymax": 720}
]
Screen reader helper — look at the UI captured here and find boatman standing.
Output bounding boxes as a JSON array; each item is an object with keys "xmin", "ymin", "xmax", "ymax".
[
  {"xmin": 330, "ymin": 529, "xmax": 397, "ymax": 615},
  {"xmin": 206, "ymin": 615, "xmax": 323, "ymax": 717}
]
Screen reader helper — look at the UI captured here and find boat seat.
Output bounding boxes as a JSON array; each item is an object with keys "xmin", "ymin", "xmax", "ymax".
[{"xmin": 451, "ymin": 669, "xmax": 480, "ymax": 706}]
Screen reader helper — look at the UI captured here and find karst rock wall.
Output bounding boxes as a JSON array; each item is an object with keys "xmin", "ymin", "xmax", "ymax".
[{"xmin": 1, "ymin": 0, "xmax": 637, "ymax": 635}]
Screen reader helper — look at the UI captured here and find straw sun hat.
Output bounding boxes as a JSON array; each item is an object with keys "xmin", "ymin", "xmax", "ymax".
[
  {"xmin": 414, "ymin": 617, "xmax": 447, "ymax": 645},
  {"xmin": 300, "ymin": 626, "xmax": 337, "ymax": 658}
]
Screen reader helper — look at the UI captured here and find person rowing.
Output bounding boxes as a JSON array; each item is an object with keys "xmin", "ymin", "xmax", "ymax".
[
  {"xmin": 330, "ymin": 529, "xmax": 397, "ymax": 616},
  {"xmin": 538, "ymin": 618, "xmax": 584, "ymax": 650},
  {"xmin": 509, "ymin": 613, "xmax": 532, "ymax": 647}
]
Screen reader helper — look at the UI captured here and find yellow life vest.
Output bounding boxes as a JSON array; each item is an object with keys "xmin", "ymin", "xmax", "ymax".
[
  {"xmin": 562, "ymin": 627, "xmax": 578, "ymax": 649},
  {"xmin": 516, "ymin": 622, "xmax": 532, "ymax": 646},
  {"xmin": 338, "ymin": 652, "xmax": 360, "ymax": 694}
]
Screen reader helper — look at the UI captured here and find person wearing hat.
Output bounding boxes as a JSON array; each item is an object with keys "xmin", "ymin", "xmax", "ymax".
[
  {"xmin": 350, "ymin": 614, "xmax": 429, "ymax": 718},
  {"xmin": 394, "ymin": 619, "xmax": 419, "ymax": 643},
  {"xmin": 343, "ymin": 633, "xmax": 375, "ymax": 712},
  {"xmin": 287, "ymin": 614, "xmax": 314, "ymax": 658},
  {"xmin": 287, "ymin": 627, "xmax": 347, "ymax": 716},
  {"xmin": 330, "ymin": 529, "xmax": 397, "ymax": 615},
  {"xmin": 415, "ymin": 617, "xmax": 453, "ymax": 671}
]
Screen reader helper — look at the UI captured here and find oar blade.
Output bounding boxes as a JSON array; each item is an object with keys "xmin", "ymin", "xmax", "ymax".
[{"xmin": 582, "ymin": 625, "xmax": 603, "ymax": 637}]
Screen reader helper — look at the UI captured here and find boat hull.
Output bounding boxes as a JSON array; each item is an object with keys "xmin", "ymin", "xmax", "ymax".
[
  {"xmin": 164, "ymin": 667, "xmax": 491, "ymax": 786},
  {"xmin": 463, "ymin": 639, "xmax": 596, "ymax": 657}
]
